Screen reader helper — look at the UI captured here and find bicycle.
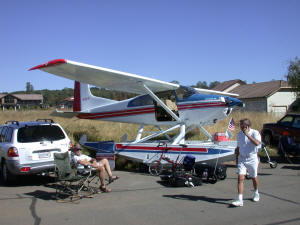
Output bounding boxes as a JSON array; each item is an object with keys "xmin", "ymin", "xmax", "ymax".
[{"xmin": 148, "ymin": 142, "xmax": 186, "ymax": 176}]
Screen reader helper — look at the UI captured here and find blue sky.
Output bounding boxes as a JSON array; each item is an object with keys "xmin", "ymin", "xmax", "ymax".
[{"xmin": 1, "ymin": 0, "xmax": 300, "ymax": 93}]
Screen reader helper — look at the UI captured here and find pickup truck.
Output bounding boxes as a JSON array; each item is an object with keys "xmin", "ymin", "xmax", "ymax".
[{"xmin": 261, "ymin": 113, "xmax": 300, "ymax": 145}]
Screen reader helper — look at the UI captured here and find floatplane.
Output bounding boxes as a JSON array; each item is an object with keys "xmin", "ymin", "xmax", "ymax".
[{"xmin": 29, "ymin": 59, "xmax": 243, "ymax": 167}]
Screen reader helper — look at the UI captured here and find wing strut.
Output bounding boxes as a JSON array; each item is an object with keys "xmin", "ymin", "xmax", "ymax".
[
  {"xmin": 198, "ymin": 124, "xmax": 213, "ymax": 141},
  {"xmin": 132, "ymin": 124, "xmax": 181, "ymax": 144},
  {"xmin": 141, "ymin": 83, "xmax": 181, "ymax": 122}
]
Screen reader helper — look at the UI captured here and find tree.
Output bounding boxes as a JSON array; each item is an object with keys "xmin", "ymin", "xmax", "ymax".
[
  {"xmin": 208, "ymin": 81, "xmax": 221, "ymax": 89},
  {"xmin": 196, "ymin": 81, "xmax": 208, "ymax": 89},
  {"xmin": 286, "ymin": 57, "xmax": 300, "ymax": 96}
]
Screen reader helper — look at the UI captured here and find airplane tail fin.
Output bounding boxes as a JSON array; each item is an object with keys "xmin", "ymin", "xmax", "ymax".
[{"xmin": 73, "ymin": 81, "xmax": 117, "ymax": 112}]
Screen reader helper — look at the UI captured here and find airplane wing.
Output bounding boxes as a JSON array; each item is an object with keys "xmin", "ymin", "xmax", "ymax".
[
  {"xmin": 29, "ymin": 59, "xmax": 179, "ymax": 94},
  {"xmin": 194, "ymin": 88, "xmax": 239, "ymax": 97}
]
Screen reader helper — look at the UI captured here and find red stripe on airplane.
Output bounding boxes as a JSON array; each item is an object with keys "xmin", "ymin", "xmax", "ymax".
[
  {"xmin": 77, "ymin": 101, "xmax": 226, "ymax": 120},
  {"xmin": 178, "ymin": 102, "xmax": 226, "ymax": 110},
  {"xmin": 78, "ymin": 107, "xmax": 155, "ymax": 119},
  {"xmin": 116, "ymin": 144, "xmax": 208, "ymax": 153}
]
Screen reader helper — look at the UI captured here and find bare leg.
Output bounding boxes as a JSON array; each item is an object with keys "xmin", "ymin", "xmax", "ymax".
[
  {"xmin": 252, "ymin": 177, "xmax": 258, "ymax": 190},
  {"xmin": 98, "ymin": 165, "xmax": 105, "ymax": 186},
  {"xmin": 238, "ymin": 174, "xmax": 245, "ymax": 195},
  {"xmin": 100, "ymin": 158, "xmax": 113, "ymax": 177}
]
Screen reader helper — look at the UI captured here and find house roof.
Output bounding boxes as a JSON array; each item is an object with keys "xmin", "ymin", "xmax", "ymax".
[
  {"xmin": 61, "ymin": 97, "xmax": 74, "ymax": 102},
  {"xmin": 0, "ymin": 94, "xmax": 43, "ymax": 100},
  {"xmin": 230, "ymin": 80, "xmax": 291, "ymax": 99},
  {"xmin": 213, "ymin": 79, "xmax": 246, "ymax": 92},
  {"xmin": 13, "ymin": 94, "xmax": 43, "ymax": 100}
]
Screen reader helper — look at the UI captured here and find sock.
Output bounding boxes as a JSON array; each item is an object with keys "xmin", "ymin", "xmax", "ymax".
[
  {"xmin": 254, "ymin": 189, "xmax": 259, "ymax": 194},
  {"xmin": 238, "ymin": 194, "xmax": 243, "ymax": 201}
]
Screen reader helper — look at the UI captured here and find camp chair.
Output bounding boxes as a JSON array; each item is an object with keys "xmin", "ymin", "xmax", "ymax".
[{"xmin": 54, "ymin": 152, "xmax": 98, "ymax": 203}]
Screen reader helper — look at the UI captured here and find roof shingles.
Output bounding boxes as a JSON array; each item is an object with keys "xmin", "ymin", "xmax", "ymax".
[{"xmin": 228, "ymin": 80, "xmax": 290, "ymax": 99}]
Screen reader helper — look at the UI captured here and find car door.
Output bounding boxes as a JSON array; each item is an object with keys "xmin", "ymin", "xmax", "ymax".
[
  {"xmin": 273, "ymin": 115, "xmax": 294, "ymax": 141},
  {"xmin": 290, "ymin": 116, "xmax": 300, "ymax": 142}
]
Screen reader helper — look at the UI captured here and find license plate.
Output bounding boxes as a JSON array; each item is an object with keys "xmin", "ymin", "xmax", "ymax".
[{"xmin": 38, "ymin": 152, "xmax": 51, "ymax": 159}]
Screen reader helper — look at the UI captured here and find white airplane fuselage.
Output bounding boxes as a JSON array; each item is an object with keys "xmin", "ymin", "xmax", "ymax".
[{"xmin": 75, "ymin": 85, "xmax": 241, "ymax": 127}]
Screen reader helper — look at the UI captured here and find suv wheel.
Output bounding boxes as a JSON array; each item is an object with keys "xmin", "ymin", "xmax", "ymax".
[
  {"xmin": 1, "ymin": 161, "xmax": 16, "ymax": 185},
  {"xmin": 263, "ymin": 132, "xmax": 272, "ymax": 145}
]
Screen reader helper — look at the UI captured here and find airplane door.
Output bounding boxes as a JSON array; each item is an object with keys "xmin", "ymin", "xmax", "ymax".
[{"xmin": 154, "ymin": 90, "xmax": 179, "ymax": 121}]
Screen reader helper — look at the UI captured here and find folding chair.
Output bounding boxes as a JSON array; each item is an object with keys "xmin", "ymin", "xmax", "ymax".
[{"xmin": 54, "ymin": 152, "xmax": 98, "ymax": 203}]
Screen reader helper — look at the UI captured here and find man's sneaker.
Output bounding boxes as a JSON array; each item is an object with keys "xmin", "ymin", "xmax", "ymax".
[
  {"xmin": 252, "ymin": 192, "xmax": 260, "ymax": 202},
  {"xmin": 231, "ymin": 199, "xmax": 243, "ymax": 207}
]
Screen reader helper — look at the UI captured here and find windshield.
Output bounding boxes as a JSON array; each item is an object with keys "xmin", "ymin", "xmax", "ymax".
[
  {"xmin": 175, "ymin": 86, "xmax": 197, "ymax": 100},
  {"xmin": 17, "ymin": 125, "xmax": 65, "ymax": 143}
]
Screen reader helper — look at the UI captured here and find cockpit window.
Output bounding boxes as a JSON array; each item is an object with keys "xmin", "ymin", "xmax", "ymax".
[
  {"xmin": 128, "ymin": 94, "xmax": 154, "ymax": 107},
  {"xmin": 175, "ymin": 86, "xmax": 197, "ymax": 100}
]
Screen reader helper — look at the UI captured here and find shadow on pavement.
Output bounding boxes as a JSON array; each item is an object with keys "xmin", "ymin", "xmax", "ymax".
[
  {"xmin": 25, "ymin": 190, "xmax": 56, "ymax": 201},
  {"xmin": 281, "ymin": 165, "xmax": 300, "ymax": 170},
  {"xmin": 0, "ymin": 175, "xmax": 55, "ymax": 187},
  {"xmin": 163, "ymin": 194, "xmax": 232, "ymax": 206}
]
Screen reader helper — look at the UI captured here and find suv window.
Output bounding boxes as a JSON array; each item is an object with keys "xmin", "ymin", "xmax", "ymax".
[
  {"xmin": 292, "ymin": 116, "xmax": 300, "ymax": 128},
  {"xmin": 0, "ymin": 127, "xmax": 8, "ymax": 142},
  {"xmin": 5, "ymin": 127, "xmax": 13, "ymax": 142},
  {"xmin": 278, "ymin": 115, "xmax": 293, "ymax": 126},
  {"xmin": 17, "ymin": 125, "xmax": 66, "ymax": 143}
]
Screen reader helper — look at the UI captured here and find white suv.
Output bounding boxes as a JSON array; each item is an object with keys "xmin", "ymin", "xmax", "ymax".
[{"xmin": 0, "ymin": 119, "xmax": 71, "ymax": 184}]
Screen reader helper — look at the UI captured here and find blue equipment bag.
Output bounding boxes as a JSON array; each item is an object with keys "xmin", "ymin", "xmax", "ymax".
[{"xmin": 183, "ymin": 154, "xmax": 195, "ymax": 171}]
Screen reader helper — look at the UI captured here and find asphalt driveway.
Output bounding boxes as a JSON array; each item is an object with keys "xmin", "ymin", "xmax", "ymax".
[{"xmin": 0, "ymin": 162, "xmax": 299, "ymax": 225}]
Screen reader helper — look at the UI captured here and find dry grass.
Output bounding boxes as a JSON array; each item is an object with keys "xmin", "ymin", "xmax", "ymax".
[
  {"xmin": 0, "ymin": 109, "xmax": 281, "ymax": 144},
  {"xmin": 1, "ymin": 109, "xmax": 281, "ymax": 166},
  {"xmin": 204, "ymin": 111, "xmax": 280, "ymax": 139}
]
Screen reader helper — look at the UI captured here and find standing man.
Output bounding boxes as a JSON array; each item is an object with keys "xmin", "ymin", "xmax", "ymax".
[{"xmin": 232, "ymin": 118, "xmax": 261, "ymax": 207}]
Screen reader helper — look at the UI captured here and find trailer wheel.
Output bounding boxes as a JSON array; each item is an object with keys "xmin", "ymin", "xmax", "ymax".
[
  {"xmin": 149, "ymin": 160, "xmax": 163, "ymax": 176},
  {"xmin": 209, "ymin": 174, "xmax": 218, "ymax": 184},
  {"xmin": 270, "ymin": 161, "xmax": 278, "ymax": 168},
  {"xmin": 218, "ymin": 173, "xmax": 227, "ymax": 180}
]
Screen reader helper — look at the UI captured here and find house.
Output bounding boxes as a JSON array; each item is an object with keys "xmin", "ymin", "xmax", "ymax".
[
  {"xmin": 213, "ymin": 80, "xmax": 296, "ymax": 114},
  {"xmin": 0, "ymin": 94, "xmax": 43, "ymax": 110},
  {"xmin": 57, "ymin": 97, "xmax": 74, "ymax": 109}
]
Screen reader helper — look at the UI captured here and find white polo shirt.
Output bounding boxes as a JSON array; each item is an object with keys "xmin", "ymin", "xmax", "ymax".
[
  {"xmin": 237, "ymin": 128, "xmax": 261, "ymax": 157},
  {"xmin": 73, "ymin": 154, "xmax": 92, "ymax": 165}
]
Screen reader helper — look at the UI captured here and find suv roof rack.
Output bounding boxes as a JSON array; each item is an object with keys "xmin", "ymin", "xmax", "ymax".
[
  {"xmin": 36, "ymin": 119, "xmax": 55, "ymax": 123},
  {"xmin": 5, "ymin": 120, "xmax": 19, "ymax": 125}
]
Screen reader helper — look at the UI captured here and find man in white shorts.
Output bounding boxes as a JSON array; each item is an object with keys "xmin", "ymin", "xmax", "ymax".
[
  {"xmin": 232, "ymin": 118, "xmax": 261, "ymax": 207},
  {"xmin": 72, "ymin": 144, "xmax": 119, "ymax": 192}
]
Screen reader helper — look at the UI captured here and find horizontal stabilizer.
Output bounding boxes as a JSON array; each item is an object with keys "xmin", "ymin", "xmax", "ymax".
[{"xmin": 50, "ymin": 109, "xmax": 78, "ymax": 118}]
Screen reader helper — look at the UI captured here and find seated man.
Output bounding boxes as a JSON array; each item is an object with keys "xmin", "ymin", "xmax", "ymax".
[{"xmin": 72, "ymin": 144, "xmax": 119, "ymax": 192}]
